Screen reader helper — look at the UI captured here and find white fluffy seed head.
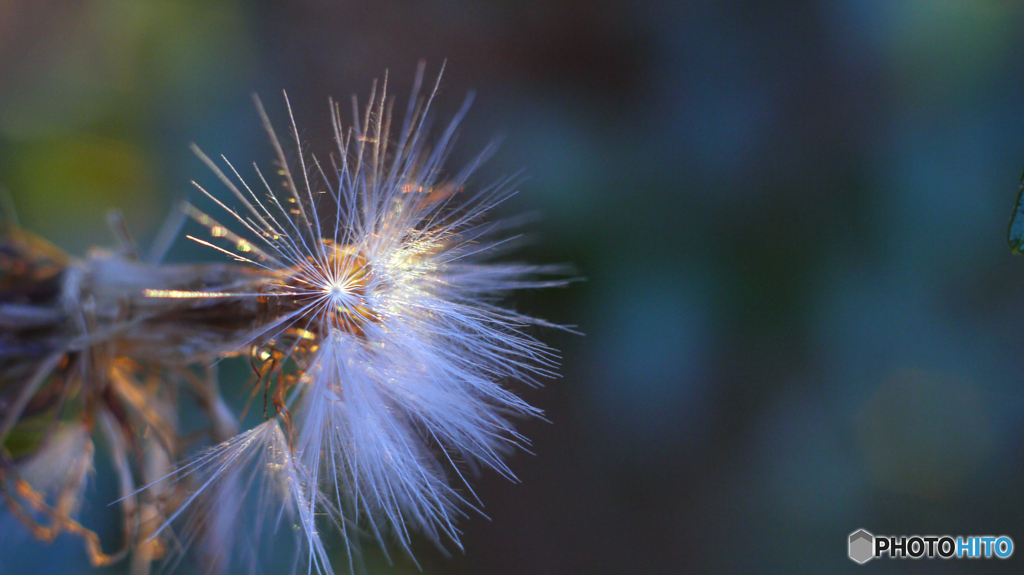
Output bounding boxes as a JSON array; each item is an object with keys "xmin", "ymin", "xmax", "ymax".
[{"xmin": 153, "ymin": 63, "xmax": 572, "ymax": 574}]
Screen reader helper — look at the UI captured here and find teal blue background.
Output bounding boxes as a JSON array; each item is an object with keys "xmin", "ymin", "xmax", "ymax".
[{"xmin": 2, "ymin": 1, "xmax": 1024, "ymax": 573}]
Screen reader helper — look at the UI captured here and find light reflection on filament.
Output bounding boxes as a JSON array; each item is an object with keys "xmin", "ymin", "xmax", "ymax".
[{"xmin": 143, "ymin": 289, "xmax": 241, "ymax": 299}]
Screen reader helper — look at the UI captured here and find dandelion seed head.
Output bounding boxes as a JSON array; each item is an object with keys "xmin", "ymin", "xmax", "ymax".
[{"xmin": 145, "ymin": 64, "xmax": 572, "ymax": 574}]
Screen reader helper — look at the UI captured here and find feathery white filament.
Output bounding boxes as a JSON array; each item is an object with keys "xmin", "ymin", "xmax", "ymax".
[{"xmin": 152, "ymin": 63, "xmax": 569, "ymax": 574}]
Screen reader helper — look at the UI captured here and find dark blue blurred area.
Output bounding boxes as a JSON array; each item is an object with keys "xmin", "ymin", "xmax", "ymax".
[{"xmin": 3, "ymin": 1, "xmax": 1024, "ymax": 573}]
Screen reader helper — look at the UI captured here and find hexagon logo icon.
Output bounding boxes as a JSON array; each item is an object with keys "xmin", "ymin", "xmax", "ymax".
[{"xmin": 849, "ymin": 529, "xmax": 874, "ymax": 564}]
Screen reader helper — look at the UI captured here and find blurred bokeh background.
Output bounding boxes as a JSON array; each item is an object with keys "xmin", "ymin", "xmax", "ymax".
[{"xmin": 2, "ymin": 0, "xmax": 1024, "ymax": 573}]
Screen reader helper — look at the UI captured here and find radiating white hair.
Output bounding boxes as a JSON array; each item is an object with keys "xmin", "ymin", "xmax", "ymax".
[{"xmin": 148, "ymin": 62, "xmax": 572, "ymax": 574}]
